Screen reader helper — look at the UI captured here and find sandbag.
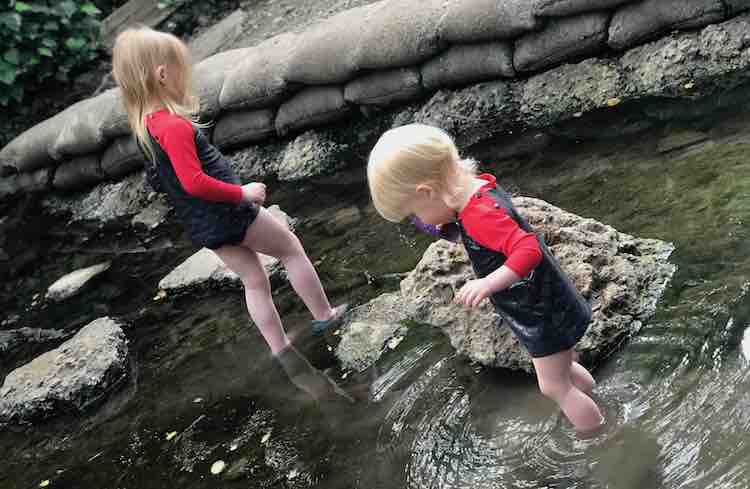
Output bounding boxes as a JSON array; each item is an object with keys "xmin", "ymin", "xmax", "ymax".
[
  {"xmin": 357, "ymin": 0, "xmax": 445, "ymax": 70},
  {"xmin": 534, "ymin": 0, "xmax": 633, "ymax": 17},
  {"xmin": 50, "ymin": 90, "xmax": 121, "ymax": 160},
  {"xmin": 52, "ymin": 154, "xmax": 106, "ymax": 190},
  {"xmin": 100, "ymin": 89, "xmax": 131, "ymax": 140},
  {"xmin": 725, "ymin": 0, "xmax": 750, "ymax": 15},
  {"xmin": 609, "ymin": 0, "xmax": 725, "ymax": 50},
  {"xmin": 421, "ymin": 42, "xmax": 515, "ymax": 90},
  {"xmin": 213, "ymin": 109, "xmax": 276, "ymax": 150},
  {"xmin": 275, "ymin": 86, "xmax": 351, "ymax": 136},
  {"xmin": 194, "ymin": 48, "xmax": 249, "ymax": 120},
  {"xmin": 284, "ymin": 4, "xmax": 376, "ymax": 84},
  {"xmin": 514, "ymin": 12, "xmax": 610, "ymax": 72},
  {"xmin": 220, "ymin": 33, "xmax": 300, "ymax": 112},
  {"xmin": 438, "ymin": 0, "xmax": 538, "ymax": 43},
  {"xmin": 0, "ymin": 112, "xmax": 64, "ymax": 175},
  {"xmin": 344, "ymin": 68, "xmax": 422, "ymax": 106},
  {"xmin": 101, "ymin": 136, "xmax": 144, "ymax": 178}
]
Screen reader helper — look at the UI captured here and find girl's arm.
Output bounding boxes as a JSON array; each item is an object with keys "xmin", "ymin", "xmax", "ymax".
[
  {"xmin": 456, "ymin": 203, "xmax": 542, "ymax": 307},
  {"xmin": 158, "ymin": 119, "xmax": 244, "ymax": 204}
]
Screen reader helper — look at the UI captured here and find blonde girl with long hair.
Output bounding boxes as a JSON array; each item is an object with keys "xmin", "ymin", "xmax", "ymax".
[
  {"xmin": 367, "ymin": 123, "xmax": 604, "ymax": 434},
  {"xmin": 112, "ymin": 27, "xmax": 347, "ymax": 364}
]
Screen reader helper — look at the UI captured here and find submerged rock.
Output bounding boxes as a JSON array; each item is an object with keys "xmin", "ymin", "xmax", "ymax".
[
  {"xmin": 45, "ymin": 261, "xmax": 111, "ymax": 302},
  {"xmin": 0, "ymin": 327, "xmax": 71, "ymax": 355},
  {"xmin": 158, "ymin": 205, "xmax": 293, "ymax": 293},
  {"xmin": 337, "ymin": 197, "xmax": 676, "ymax": 374},
  {"xmin": 0, "ymin": 317, "xmax": 129, "ymax": 426}
]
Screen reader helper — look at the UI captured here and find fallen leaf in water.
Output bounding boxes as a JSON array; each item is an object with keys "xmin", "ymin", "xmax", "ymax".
[
  {"xmin": 326, "ymin": 345, "xmax": 333, "ymax": 352},
  {"xmin": 39, "ymin": 481, "xmax": 50, "ymax": 488},
  {"xmin": 573, "ymin": 111, "xmax": 583, "ymax": 118},
  {"xmin": 210, "ymin": 460, "xmax": 226, "ymax": 475},
  {"xmin": 229, "ymin": 442, "xmax": 239, "ymax": 452},
  {"xmin": 333, "ymin": 329, "xmax": 341, "ymax": 336},
  {"xmin": 387, "ymin": 336, "xmax": 404, "ymax": 350},
  {"xmin": 684, "ymin": 81, "xmax": 695, "ymax": 89},
  {"xmin": 261, "ymin": 432, "xmax": 271, "ymax": 444},
  {"xmin": 287, "ymin": 469, "xmax": 299, "ymax": 480},
  {"xmin": 153, "ymin": 290, "xmax": 167, "ymax": 301},
  {"xmin": 165, "ymin": 431, "xmax": 178, "ymax": 441},
  {"xmin": 606, "ymin": 97, "xmax": 621, "ymax": 107},
  {"xmin": 192, "ymin": 397, "xmax": 203, "ymax": 404},
  {"xmin": 341, "ymin": 372, "xmax": 349, "ymax": 379}
]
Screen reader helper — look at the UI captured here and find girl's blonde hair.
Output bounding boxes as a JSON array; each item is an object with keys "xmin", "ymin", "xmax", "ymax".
[
  {"xmin": 367, "ymin": 124, "xmax": 476, "ymax": 222},
  {"xmin": 112, "ymin": 26, "xmax": 200, "ymax": 163}
]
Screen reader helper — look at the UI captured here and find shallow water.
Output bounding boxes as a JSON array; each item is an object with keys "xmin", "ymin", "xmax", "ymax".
[{"xmin": 4, "ymin": 110, "xmax": 750, "ymax": 488}]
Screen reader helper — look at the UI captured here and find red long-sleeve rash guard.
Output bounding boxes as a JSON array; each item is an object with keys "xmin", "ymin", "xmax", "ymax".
[
  {"xmin": 458, "ymin": 175, "xmax": 542, "ymax": 278},
  {"xmin": 146, "ymin": 110, "xmax": 243, "ymax": 204}
]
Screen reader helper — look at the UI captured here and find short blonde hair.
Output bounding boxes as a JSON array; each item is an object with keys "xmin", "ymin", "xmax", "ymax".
[
  {"xmin": 112, "ymin": 26, "xmax": 200, "ymax": 163},
  {"xmin": 367, "ymin": 124, "xmax": 475, "ymax": 222}
]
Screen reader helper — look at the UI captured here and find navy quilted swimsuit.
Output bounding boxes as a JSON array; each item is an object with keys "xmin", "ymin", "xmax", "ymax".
[
  {"xmin": 458, "ymin": 185, "xmax": 591, "ymax": 358},
  {"xmin": 144, "ymin": 128, "xmax": 258, "ymax": 249}
]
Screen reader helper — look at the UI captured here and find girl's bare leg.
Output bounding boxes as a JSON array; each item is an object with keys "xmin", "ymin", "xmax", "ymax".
[
  {"xmin": 240, "ymin": 207, "xmax": 335, "ymax": 321},
  {"xmin": 533, "ymin": 348, "xmax": 604, "ymax": 433},
  {"xmin": 213, "ymin": 245, "xmax": 290, "ymax": 354}
]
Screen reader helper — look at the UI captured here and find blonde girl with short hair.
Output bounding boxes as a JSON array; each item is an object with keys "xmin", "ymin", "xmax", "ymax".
[
  {"xmin": 112, "ymin": 27, "xmax": 347, "ymax": 363},
  {"xmin": 368, "ymin": 123, "xmax": 604, "ymax": 433}
]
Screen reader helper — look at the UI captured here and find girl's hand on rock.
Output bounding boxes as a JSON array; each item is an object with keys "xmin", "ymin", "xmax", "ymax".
[
  {"xmin": 242, "ymin": 182, "xmax": 266, "ymax": 204},
  {"xmin": 456, "ymin": 278, "xmax": 492, "ymax": 308}
]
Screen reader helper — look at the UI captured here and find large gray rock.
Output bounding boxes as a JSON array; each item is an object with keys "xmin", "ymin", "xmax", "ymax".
[
  {"xmin": 521, "ymin": 58, "xmax": 626, "ymax": 127},
  {"xmin": 219, "ymin": 34, "xmax": 299, "ymax": 112},
  {"xmin": 188, "ymin": 9, "xmax": 248, "ymax": 63},
  {"xmin": 42, "ymin": 172, "xmax": 150, "ymax": 225},
  {"xmin": 193, "ymin": 48, "xmax": 250, "ymax": 120},
  {"xmin": 158, "ymin": 206, "xmax": 293, "ymax": 293},
  {"xmin": 337, "ymin": 198, "xmax": 676, "ymax": 374},
  {"xmin": 0, "ymin": 327, "xmax": 72, "ymax": 356},
  {"xmin": 101, "ymin": 0, "xmax": 179, "ymax": 47},
  {"xmin": 45, "ymin": 261, "xmax": 112, "ymax": 302},
  {"xmin": 608, "ymin": 0, "xmax": 725, "ymax": 50},
  {"xmin": 357, "ymin": 0, "xmax": 445, "ymax": 70},
  {"xmin": 0, "ymin": 317, "xmax": 129, "ymax": 426},
  {"xmin": 284, "ymin": 4, "xmax": 375, "ymax": 84},
  {"xmin": 0, "ymin": 168, "xmax": 51, "ymax": 199},
  {"xmin": 438, "ymin": 0, "xmax": 537, "ymax": 43},
  {"xmin": 421, "ymin": 42, "xmax": 515, "ymax": 90},
  {"xmin": 514, "ymin": 12, "xmax": 610, "ymax": 73},
  {"xmin": 344, "ymin": 68, "xmax": 423, "ymax": 107},
  {"xmin": 274, "ymin": 131, "xmax": 349, "ymax": 181},
  {"xmin": 275, "ymin": 86, "xmax": 351, "ymax": 137},
  {"xmin": 534, "ymin": 0, "xmax": 632, "ymax": 17},
  {"xmin": 409, "ymin": 81, "xmax": 516, "ymax": 147},
  {"xmin": 619, "ymin": 15, "xmax": 750, "ymax": 97}
]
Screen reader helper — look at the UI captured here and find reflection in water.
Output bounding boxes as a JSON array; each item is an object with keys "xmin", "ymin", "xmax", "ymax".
[{"xmin": 275, "ymin": 343, "xmax": 354, "ymax": 403}]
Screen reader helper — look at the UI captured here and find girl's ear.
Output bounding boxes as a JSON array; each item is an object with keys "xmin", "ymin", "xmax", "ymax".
[
  {"xmin": 156, "ymin": 65, "xmax": 167, "ymax": 85},
  {"xmin": 415, "ymin": 183, "xmax": 434, "ymax": 199}
]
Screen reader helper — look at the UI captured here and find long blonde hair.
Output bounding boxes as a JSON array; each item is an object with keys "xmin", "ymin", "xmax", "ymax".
[
  {"xmin": 112, "ymin": 26, "xmax": 201, "ymax": 163},
  {"xmin": 367, "ymin": 124, "xmax": 476, "ymax": 222}
]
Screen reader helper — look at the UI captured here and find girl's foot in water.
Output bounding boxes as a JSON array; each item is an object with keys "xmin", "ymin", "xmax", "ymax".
[{"xmin": 311, "ymin": 303, "xmax": 349, "ymax": 336}]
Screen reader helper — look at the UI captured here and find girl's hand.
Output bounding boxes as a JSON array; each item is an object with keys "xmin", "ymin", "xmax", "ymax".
[
  {"xmin": 456, "ymin": 278, "xmax": 493, "ymax": 308},
  {"xmin": 242, "ymin": 182, "xmax": 266, "ymax": 204}
]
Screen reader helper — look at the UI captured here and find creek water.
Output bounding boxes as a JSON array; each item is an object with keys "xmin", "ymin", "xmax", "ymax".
[{"xmin": 3, "ymin": 108, "xmax": 750, "ymax": 489}]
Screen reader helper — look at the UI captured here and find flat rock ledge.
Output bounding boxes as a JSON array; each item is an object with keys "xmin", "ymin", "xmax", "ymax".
[
  {"xmin": 157, "ymin": 205, "xmax": 294, "ymax": 294},
  {"xmin": 0, "ymin": 317, "xmax": 129, "ymax": 426},
  {"xmin": 336, "ymin": 197, "xmax": 676, "ymax": 374}
]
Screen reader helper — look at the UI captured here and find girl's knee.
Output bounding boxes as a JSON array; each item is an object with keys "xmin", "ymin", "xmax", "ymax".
[{"xmin": 538, "ymin": 378, "xmax": 572, "ymax": 403}]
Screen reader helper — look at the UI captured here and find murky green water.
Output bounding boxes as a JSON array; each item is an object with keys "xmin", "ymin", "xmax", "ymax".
[{"xmin": 4, "ymin": 109, "xmax": 750, "ymax": 489}]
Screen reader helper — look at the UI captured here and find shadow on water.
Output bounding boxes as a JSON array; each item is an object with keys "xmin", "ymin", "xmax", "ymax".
[{"xmin": 5, "ymin": 108, "xmax": 750, "ymax": 488}]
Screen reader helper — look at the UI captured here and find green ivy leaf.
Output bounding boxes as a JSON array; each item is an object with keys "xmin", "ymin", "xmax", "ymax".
[
  {"xmin": 80, "ymin": 3, "xmax": 101, "ymax": 16},
  {"xmin": 0, "ymin": 12, "xmax": 22, "ymax": 31},
  {"xmin": 57, "ymin": 1, "xmax": 77, "ymax": 18},
  {"xmin": 14, "ymin": 2, "xmax": 32, "ymax": 13},
  {"xmin": 42, "ymin": 38, "xmax": 56, "ymax": 48},
  {"xmin": 64, "ymin": 37, "xmax": 86, "ymax": 50},
  {"xmin": 0, "ymin": 60, "xmax": 17, "ymax": 85},
  {"xmin": 3, "ymin": 48, "xmax": 19, "ymax": 65},
  {"xmin": 37, "ymin": 47, "xmax": 53, "ymax": 57}
]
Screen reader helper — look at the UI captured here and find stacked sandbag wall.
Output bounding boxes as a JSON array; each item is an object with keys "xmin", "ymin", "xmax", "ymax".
[{"xmin": 2, "ymin": 0, "xmax": 750, "ymax": 199}]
